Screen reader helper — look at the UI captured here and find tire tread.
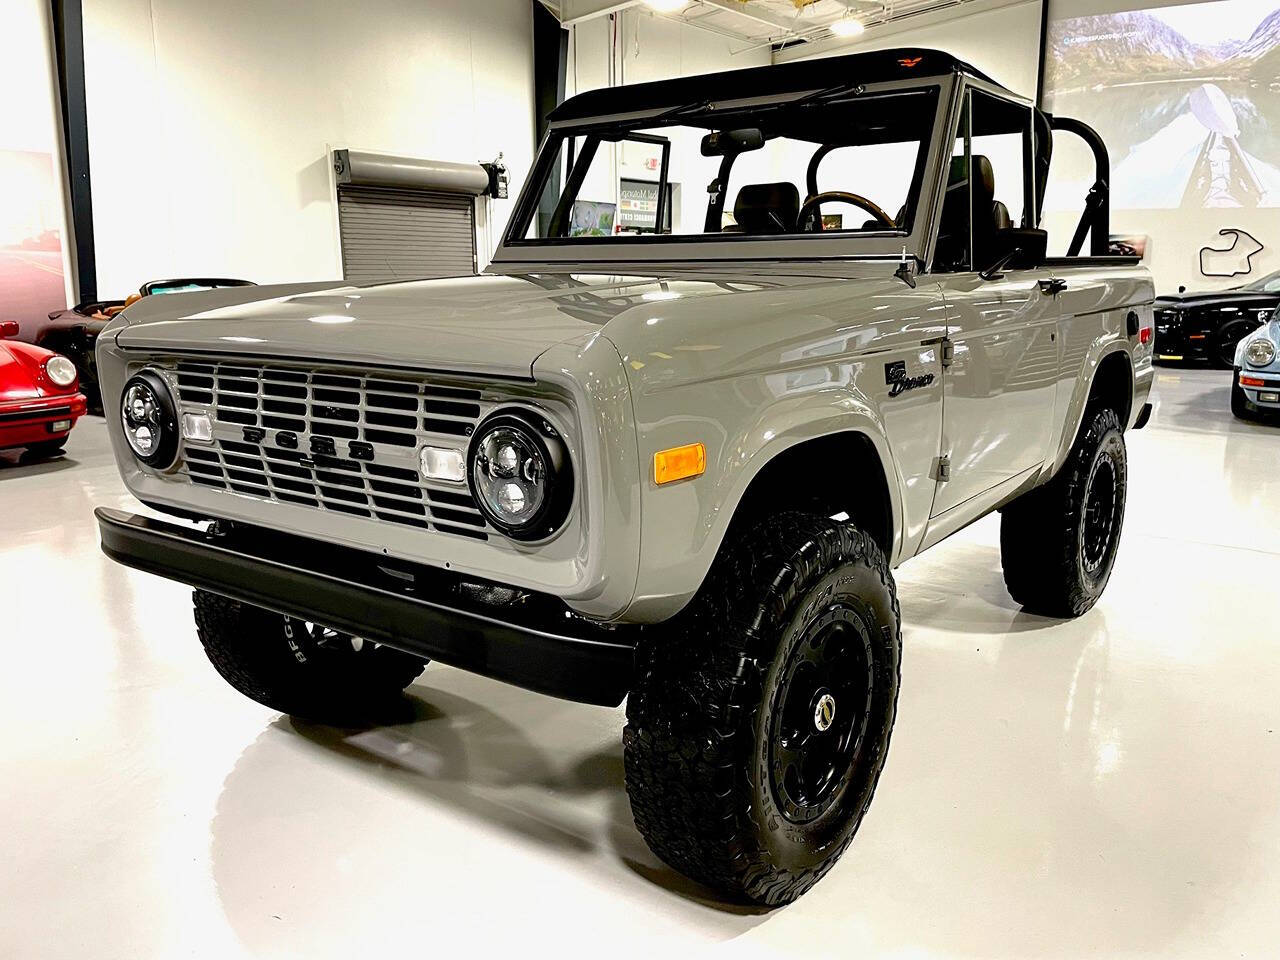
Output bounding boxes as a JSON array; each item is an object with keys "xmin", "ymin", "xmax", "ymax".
[
  {"xmin": 623, "ymin": 513, "xmax": 901, "ymax": 905},
  {"xmin": 1000, "ymin": 406, "xmax": 1126, "ymax": 617}
]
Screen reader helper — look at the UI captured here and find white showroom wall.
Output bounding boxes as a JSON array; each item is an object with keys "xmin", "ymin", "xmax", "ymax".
[
  {"xmin": 776, "ymin": 0, "xmax": 1043, "ymax": 101},
  {"xmin": 565, "ymin": 9, "xmax": 771, "ymax": 225},
  {"xmin": 81, "ymin": 0, "xmax": 536, "ymax": 298},
  {"xmin": 567, "ymin": 8, "xmax": 770, "ymax": 93}
]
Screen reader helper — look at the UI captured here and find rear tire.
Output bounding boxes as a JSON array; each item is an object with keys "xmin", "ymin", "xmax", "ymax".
[
  {"xmin": 624, "ymin": 513, "xmax": 901, "ymax": 906},
  {"xmin": 193, "ymin": 590, "xmax": 427, "ymax": 725},
  {"xmin": 1000, "ymin": 406, "xmax": 1127, "ymax": 618}
]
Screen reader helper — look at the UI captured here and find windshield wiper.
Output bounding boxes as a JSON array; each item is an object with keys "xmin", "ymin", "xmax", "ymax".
[
  {"xmin": 787, "ymin": 81, "xmax": 866, "ymax": 110},
  {"xmin": 654, "ymin": 99, "xmax": 715, "ymax": 122},
  {"xmin": 653, "ymin": 81, "xmax": 866, "ymax": 124}
]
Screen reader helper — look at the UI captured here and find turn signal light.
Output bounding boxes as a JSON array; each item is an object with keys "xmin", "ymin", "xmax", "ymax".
[
  {"xmin": 1240, "ymin": 375, "xmax": 1267, "ymax": 387},
  {"xmin": 654, "ymin": 442, "xmax": 706, "ymax": 485}
]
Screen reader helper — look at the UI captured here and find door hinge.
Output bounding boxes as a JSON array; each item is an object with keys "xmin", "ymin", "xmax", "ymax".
[
  {"xmin": 937, "ymin": 455, "xmax": 952, "ymax": 482},
  {"xmin": 940, "ymin": 337, "xmax": 955, "ymax": 368}
]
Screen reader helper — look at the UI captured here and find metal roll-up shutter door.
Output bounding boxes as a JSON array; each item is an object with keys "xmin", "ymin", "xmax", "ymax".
[{"xmin": 338, "ymin": 185, "xmax": 476, "ymax": 284}]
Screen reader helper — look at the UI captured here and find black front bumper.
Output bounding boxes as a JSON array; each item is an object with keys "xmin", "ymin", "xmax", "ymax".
[{"xmin": 96, "ymin": 508, "xmax": 636, "ymax": 706}]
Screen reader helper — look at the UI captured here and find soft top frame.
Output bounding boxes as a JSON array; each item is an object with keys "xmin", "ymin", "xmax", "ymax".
[{"xmin": 548, "ymin": 47, "xmax": 997, "ymax": 125}]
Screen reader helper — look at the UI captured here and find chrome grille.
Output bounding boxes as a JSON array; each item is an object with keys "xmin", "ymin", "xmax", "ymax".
[{"xmin": 164, "ymin": 358, "xmax": 493, "ymax": 540}]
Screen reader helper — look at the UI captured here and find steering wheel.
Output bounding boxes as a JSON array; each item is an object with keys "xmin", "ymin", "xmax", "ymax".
[{"xmin": 799, "ymin": 191, "xmax": 895, "ymax": 231}]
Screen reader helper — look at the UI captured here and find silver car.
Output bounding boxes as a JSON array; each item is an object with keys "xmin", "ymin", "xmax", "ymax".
[
  {"xmin": 1232, "ymin": 308, "xmax": 1280, "ymax": 420},
  {"xmin": 96, "ymin": 47, "xmax": 1154, "ymax": 905}
]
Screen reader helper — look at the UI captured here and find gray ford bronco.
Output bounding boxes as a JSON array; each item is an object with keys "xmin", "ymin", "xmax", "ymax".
[{"xmin": 96, "ymin": 48, "xmax": 1154, "ymax": 905}]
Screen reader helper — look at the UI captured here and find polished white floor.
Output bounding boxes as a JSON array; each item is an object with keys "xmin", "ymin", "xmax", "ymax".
[{"xmin": 2, "ymin": 367, "xmax": 1278, "ymax": 959}]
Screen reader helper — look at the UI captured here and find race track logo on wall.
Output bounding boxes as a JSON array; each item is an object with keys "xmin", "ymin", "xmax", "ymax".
[{"xmin": 1200, "ymin": 227, "xmax": 1264, "ymax": 278}]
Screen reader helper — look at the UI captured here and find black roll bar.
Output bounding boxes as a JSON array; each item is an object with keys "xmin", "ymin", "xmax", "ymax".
[{"xmin": 1048, "ymin": 115, "xmax": 1111, "ymax": 258}]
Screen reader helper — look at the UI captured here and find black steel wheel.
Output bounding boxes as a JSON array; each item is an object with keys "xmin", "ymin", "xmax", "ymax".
[
  {"xmin": 768, "ymin": 603, "xmax": 874, "ymax": 824},
  {"xmin": 194, "ymin": 590, "xmax": 427, "ymax": 725},
  {"xmin": 624, "ymin": 513, "xmax": 901, "ymax": 906},
  {"xmin": 1081, "ymin": 452, "xmax": 1121, "ymax": 577},
  {"xmin": 1000, "ymin": 405, "xmax": 1128, "ymax": 618}
]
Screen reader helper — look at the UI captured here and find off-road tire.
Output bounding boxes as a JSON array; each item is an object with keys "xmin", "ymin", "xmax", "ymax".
[
  {"xmin": 1231, "ymin": 371, "xmax": 1258, "ymax": 421},
  {"xmin": 623, "ymin": 513, "xmax": 901, "ymax": 906},
  {"xmin": 1000, "ymin": 406, "xmax": 1127, "ymax": 617},
  {"xmin": 193, "ymin": 590, "xmax": 427, "ymax": 725}
]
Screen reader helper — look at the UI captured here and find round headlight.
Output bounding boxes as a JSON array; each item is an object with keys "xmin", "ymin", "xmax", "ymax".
[
  {"xmin": 120, "ymin": 370, "xmax": 179, "ymax": 468},
  {"xmin": 468, "ymin": 410, "xmax": 572, "ymax": 540},
  {"xmin": 1245, "ymin": 338, "xmax": 1276, "ymax": 367},
  {"xmin": 44, "ymin": 355, "xmax": 77, "ymax": 387}
]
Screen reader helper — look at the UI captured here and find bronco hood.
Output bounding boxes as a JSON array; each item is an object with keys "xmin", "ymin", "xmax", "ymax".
[{"xmin": 110, "ymin": 272, "xmax": 790, "ymax": 379}]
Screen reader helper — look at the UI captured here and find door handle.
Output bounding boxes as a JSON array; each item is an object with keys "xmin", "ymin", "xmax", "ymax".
[{"xmin": 1039, "ymin": 278, "xmax": 1068, "ymax": 296}]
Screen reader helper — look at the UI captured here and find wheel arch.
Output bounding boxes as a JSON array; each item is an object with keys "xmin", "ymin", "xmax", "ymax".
[
  {"xmin": 1090, "ymin": 349, "xmax": 1134, "ymax": 426},
  {"xmin": 726, "ymin": 430, "xmax": 896, "ymax": 559},
  {"xmin": 1048, "ymin": 344, "xmax": 1134, "ymax": 479},
  {"xmin": 624, "ymin": 413, "xmax": 905, "ymax": 624}
]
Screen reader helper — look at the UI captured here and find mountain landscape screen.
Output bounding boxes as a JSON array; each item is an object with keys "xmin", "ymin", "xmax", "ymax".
[{"xmin": 1043, "ymin": 1, "xmax": 1280, "ymax": 210}]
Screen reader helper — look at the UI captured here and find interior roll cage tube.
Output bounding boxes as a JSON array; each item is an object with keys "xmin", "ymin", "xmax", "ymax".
[{"xmin": 1049, "ymin": 115, "xmax": 1111, "ymax": 258}]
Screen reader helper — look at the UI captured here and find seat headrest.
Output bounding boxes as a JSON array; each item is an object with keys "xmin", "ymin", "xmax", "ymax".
[
  {"xmin": 992, "ymin": 200, "xmax": 1012, "ymax": 231},
  {"xmin": 947, "ymin": 155, "xmax": 996, "ymax": 197},
  {"xmin": 733, "ymin": 182, "xmax": 799, "ymax": 234}
]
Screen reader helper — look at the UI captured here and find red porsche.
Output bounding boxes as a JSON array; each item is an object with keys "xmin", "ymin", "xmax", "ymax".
[{"xmin": 1, "ymin": 320, "xmax": 87, "ymax": 458}]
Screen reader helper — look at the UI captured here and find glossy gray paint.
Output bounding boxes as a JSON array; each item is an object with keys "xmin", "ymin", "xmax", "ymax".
[{"xmin": 96, "ymin": 73, "xmax": 1153, "ymax": 625}]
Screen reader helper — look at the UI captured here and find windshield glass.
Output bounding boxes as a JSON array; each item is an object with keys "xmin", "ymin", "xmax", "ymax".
[{"xmin": 513, "ymin": 86, "xmax": 940, "ymax": 244}]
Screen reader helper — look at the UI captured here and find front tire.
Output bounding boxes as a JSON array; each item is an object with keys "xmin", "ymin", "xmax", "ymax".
[
  {"xmin": 624, "ymin": 514, "xmax": 901, "ymax": 906},
  {"xmin": 1231, "ymin": 370, "xmax": 1259, "ymax": 421},
  {"xmin": 193, "ymin": 590, "xmax": 427, "ymax": 724},
  {"xmin": 1000, "ymin": 406, "xmax": 1127, "ymax": 617}
]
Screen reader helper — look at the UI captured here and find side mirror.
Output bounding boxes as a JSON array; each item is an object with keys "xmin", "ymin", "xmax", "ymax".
[
  {"xmin": 0, "ymin": 321, "xmax": 19, "ymax": 339},
  {"xmin": 701, "ymin": 128, "xmax": 764, "ymax": 157},
  {"xmin": 980, "ymin": 228, "xmax": 1048, "ymax": 280}
]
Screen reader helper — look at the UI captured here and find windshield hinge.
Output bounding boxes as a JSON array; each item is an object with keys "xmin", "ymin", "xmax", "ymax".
[
  {"xmin": 937, "ymin": 455, "xmax": 952, "ymax": 482},
  {"xmin": 894, "ymin": 247, "xmax": 917, "ymax": 288},
  {"xmin": 940, "ymin": 337, "xmax": 955, "ymax": 368}
]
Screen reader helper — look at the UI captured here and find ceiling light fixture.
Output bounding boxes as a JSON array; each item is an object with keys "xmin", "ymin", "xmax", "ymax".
[
  {"xmin": 829, "ymin": 13, "xmax": 866, "ymax": 38},
  {"xmin": 642, "ymin": 0, "xmax": 688, "ymax": 13}
]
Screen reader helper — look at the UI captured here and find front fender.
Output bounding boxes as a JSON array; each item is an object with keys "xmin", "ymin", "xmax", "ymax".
[
  {"xmin": 618, "ymin": 369, "xmax": 901, "ymax": 623},
  {"xmin": 596, "ymin": 271, "xmax": 945, "ymax": 623}
]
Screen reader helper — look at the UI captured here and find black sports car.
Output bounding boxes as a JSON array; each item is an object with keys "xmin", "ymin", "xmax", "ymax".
[{"xmin": 1153, "ymin": 271, "xmax": 1280, "ymax": 368}]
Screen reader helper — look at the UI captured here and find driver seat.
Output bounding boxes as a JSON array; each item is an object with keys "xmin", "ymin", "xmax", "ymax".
[
  {"xmin": 935, "ymin": 154, "xmax": 1007, "ymax": 270},
  {"xmin": 723, "ymin": 182, "xmax": 799, "ymax": 234}
]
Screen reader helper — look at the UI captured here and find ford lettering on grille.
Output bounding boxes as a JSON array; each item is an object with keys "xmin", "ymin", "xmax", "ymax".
[{"xmin": 160, "ymin": 358, "xmax": 495, "ymax": 540}]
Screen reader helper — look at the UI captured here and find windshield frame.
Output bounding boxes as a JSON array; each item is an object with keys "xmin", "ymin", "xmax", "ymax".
[{"xmin": 492, "ymin": 75, "xmax": 960, "ymax": 268}]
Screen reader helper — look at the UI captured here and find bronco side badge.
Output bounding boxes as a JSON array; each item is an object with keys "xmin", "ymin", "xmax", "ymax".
[{"xmin": 885, "ymin": 360, "xmax": 936, "ymax": 397}]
